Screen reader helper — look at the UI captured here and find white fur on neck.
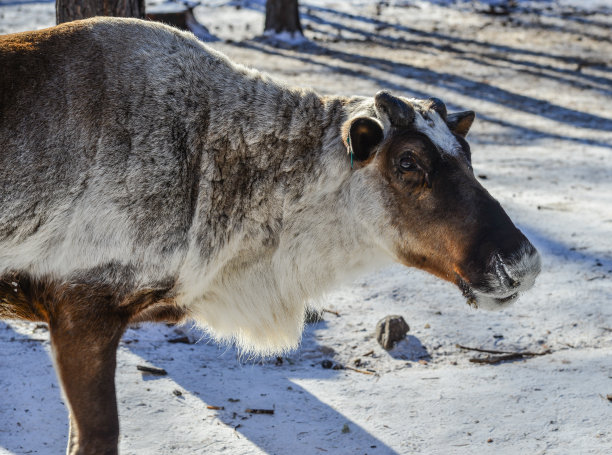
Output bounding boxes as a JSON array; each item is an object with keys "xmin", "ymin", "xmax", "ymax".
[{"xmin": 179, "ymin": 162, "xmax": 394, "ymax": 356}]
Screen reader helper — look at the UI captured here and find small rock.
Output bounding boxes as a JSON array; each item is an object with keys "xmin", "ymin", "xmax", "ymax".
[
  {"xmin": 376, "ymin": 315, "xmax": 409, "ymax": 350},
  {"xmin": 487, "ymin": 438, "xmax": 493, "ymax": 443},
  {"xmin": 321, "ymin": 359, "xmax": 333, "ymax": 369},
  {"xmin": 424, "ymin": 323, "xmax": 431, "ymax": 329},
  {"xmin": 342, "ymin": 423, "xmax": 350, "ymax": 433},
  {"xmin": 173, "ymin": 389, "xmax": 183, "ymax": 397}
]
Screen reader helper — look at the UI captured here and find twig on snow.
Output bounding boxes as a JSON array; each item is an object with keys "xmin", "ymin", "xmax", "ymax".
[
  {"xmin": 456, "ymin": 344, "xmax": 551, "ymax": 364},
  {"xmin": 469, "ymin": 353, "xmax": 532, "ymax": 364},
  {"xmin": 167, "ymin": 336, "xmax": 192, "ymax": 344},
  {"xmin": 343, "ymin": 365, "xmax": 377, "ymax": 375},
  {"xmin": 456, "ymin": 344, "xmax": 549, "ymax": 356},
  {"xmin": 136, "ymin": 365, "xmax": 168, "ymax": 376},
  {"xmin": 322, "ymin": 308, "xmax": 341, "ymax": 317},
  {"xmin": 245, "ymin": 408, "xmax": 274, "ymax": 415}
]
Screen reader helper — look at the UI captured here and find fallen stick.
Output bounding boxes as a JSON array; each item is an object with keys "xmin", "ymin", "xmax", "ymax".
[
  {"xmin": 245, "ymin": 408, "xmax": 274, "ymax": 415},
  {"xmin": 456, "ymin": 344, "xmax": 550, "ymax": 356},
  {"xmin": 462, "ymin": 351, "xmax": 551, "ymax": 365},
  {"xmin": 469, "ymin": 354, "xmax": 528, "ymax": 364},
  {"xmin": 136, "ymin": 365, "xmax": 168, "ymax": 376},
  {"xmin": 586, "ymin": 275, "xmax": 606, "ymax": 281},
  {"xmin": 456, "ymin": 344, "xmax": 551, "ymax": 365},
  {"xmin": 167, "ymin": 336, "xmax": 192, "ymax": 344},
  {"xmin": 343, "ymin": 365, "xmax": 376, "ymax": 375},
  {"xmin": 322, "ymin": 308, "xmax": 340, "ymax": 317},
  {"xmin": 206, "ymin": 405, "xmax": 224, "ymax": 410}
]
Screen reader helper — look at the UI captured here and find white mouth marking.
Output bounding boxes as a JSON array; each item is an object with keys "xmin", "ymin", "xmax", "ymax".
[{"xmin": 468, "ymin": 242, "xmax": 542, "ymax": 311}]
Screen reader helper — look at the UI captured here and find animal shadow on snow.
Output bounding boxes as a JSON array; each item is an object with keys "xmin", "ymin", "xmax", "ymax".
[
  {"xmin": 123, "ymin": 319, "xmax": 402, "ymax": 454},
  {"xmin": 0, "ymin": 320, "xmax": 402, "ymax": 454},
  {"xmin": 0, "ymin": 322, "xmax": 68, "ymax": 454}
]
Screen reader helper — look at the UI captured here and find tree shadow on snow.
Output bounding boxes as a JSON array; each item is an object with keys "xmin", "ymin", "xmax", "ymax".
[
  {"xmin": 235, "ymin": 1, "xmax": 612, "ymax": 149},
  {"xmin": 236, "ymin": 40, "xmax": 612, "ymax": 151},
  {"xmin": 518, "ymin": 223, "xmax": 612, "ymax": 274},
  {"xmin": 298, "ymin": 2, "xmax": 612, "ymax": 84}
]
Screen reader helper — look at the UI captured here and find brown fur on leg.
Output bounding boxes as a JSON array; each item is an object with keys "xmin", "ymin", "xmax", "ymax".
[
  {"xmin": 1, "ymin": 269, "xmax": 183, "ymax": 454},
  {"xmin": 40, "ymin": 280, "xmax": 139, "ymax": 455},
  {"xmin": 50, "ymin": 295, "xmax": 126, "ymax": 455}
]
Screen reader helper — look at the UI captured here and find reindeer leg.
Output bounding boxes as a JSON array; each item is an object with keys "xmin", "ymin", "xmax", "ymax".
[{"xmin": 49, "ymin": 301, "xmax": 126, "ymax": 455}]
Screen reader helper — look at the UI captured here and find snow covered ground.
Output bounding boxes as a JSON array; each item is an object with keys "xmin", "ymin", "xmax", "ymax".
[{"xmin": 1, "ymin": 1, "xmax": 611, "ymax": 454}]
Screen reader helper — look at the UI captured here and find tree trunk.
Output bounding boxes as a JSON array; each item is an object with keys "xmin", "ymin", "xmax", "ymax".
[
  {"xmin": 56, "ymin": 0, "xmax": 145, "ymax": 25},
  {"xmin": 264, "ymin": 0, "xmax": 302, "ymax": 34}
]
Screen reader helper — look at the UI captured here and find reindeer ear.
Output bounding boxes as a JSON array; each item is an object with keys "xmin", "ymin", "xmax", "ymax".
[
  {"xmin": 345, "ymin": 117, "xmax": 384, "ymax": 163},
  {"xmin": 447, "ymin": 111, "xmax": 475, "ymax": 137}
]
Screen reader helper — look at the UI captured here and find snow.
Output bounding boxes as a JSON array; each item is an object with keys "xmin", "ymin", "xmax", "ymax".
[{"xmin": 1, "ymin": 1, "xmax": 611, "ymax": 454}]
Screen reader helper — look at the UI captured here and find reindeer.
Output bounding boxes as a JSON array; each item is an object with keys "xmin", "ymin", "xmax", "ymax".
[{"xmin": 0, "ymin": 18, "xmax": 541, "ymax": 455}]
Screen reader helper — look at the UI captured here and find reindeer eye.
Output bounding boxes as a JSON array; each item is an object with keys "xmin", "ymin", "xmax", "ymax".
[{"xmin": 399, "ymin": 155, "xmax": 418, "ymax": 172}]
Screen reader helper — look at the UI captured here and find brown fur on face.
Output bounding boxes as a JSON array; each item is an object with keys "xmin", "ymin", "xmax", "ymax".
[{"xmin": 375, "ymin": 127, "xmax": 525, "ymax": 289}]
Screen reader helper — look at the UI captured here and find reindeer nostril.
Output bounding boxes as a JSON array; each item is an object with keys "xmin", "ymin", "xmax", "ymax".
[{"xmin": 492, "ymin": 253, "xmax": 521, "ymax": 291}]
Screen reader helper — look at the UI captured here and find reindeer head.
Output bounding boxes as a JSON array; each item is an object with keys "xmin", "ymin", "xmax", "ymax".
[{"xmin": 343, "ymin": 91, "xmax": 541, "ymax": 309}]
